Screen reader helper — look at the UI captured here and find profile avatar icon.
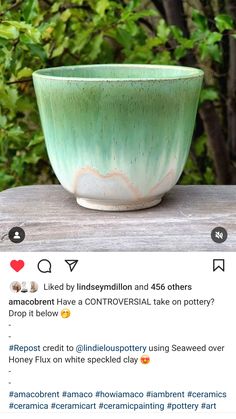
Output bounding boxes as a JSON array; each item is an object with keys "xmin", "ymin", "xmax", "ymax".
[
  {"xmin": 30, "ymin": 281, "xmax": 38, "ymax": 293},
  {"xmin": 13, "ymin": 231, "xmax": 21, "ymax": 240},
  {"xmin": 10, "ymin": 281, "xmax": 21, "ymax": 293},
  {"xmin": 21, "ymin": 281, "xmax": 28, "ymax": 293},
  {"xmin": 8, "ymin": 226, "xmax": 25, "ymax": 243}
]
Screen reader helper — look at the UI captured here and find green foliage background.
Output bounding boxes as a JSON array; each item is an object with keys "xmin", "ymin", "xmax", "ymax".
[{"xmin": 0, "ymin": 0, "xmax": 236, "ymax": 191}]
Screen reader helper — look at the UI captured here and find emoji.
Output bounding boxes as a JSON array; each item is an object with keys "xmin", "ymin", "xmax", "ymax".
[
  {"xmin": 10, "ymin": 260, "xmax": 25, "ymax": 272},
  {"xmin": 61, "ymin": 309, "xmax": 71, "ymax": 319},
  {"xmin": 140, "ymin": 355, "xmax": 150, "ymax": 365}
]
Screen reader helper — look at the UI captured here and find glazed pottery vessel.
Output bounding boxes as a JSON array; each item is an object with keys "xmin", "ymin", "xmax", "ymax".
[{"xmin": 33, "ymin": 64, "xmax": 203, "ymax": 211}]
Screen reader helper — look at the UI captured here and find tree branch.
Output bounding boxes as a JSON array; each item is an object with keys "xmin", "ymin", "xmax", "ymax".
[
  {"xmin": 151, "ymin": 0, "xmax": 166, "ymax": 19},
  {"xmin": 7, "ymin": 78, "xmax": 32, "ymax": 85},
  {"xmin": 218, "ymin": 0, "xmax": 226, "ymax": 14},
  {"xmin": 138, "ymin": 17, "xmax": 156, "ymax": 34},
  {"xmin": 162, "ymin": 0, "xmax": 189, "ymax": 37},
  {"xmin": 162, "ymin": 0, "xmax": 195, "ymax": 66},
  {"xmin": 225, "ymin": 0, "xmax": 236, "ymax": 21},
  {"xmin": 199, "ymin": 0, "xmax": 216, "ymax": 29},
  {"xmin": 199, "ymin": 101, "xmax": 232, "ymax": 183},
  {"xmin": 226, "ymin": 0, "xmax": 236, "ymax": 159},
  {"xmin": 163, "ymin": 0, "xmax": 233, "ymax": 183}
]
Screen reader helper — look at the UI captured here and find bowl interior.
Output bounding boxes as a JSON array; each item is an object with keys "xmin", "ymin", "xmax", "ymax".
[{"xmin": 34, "ymin": 64, "xmax": 203, "ymax": 80}]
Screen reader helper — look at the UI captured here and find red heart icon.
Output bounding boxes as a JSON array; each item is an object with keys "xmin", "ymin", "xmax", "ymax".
[{"xmin": 10, "ymin": 260, "xmax": 25, "ymax": 272}]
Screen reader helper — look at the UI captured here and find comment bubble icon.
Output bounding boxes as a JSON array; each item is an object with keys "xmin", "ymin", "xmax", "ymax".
[{"xmin": 37, "ymin": 259, "xmax": 52, "ymax": 273}]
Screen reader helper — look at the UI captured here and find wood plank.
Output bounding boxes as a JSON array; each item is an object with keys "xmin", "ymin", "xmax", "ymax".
[{"xmin": 0, "ymin": 185, "xmax": 235, "ymax": 251}]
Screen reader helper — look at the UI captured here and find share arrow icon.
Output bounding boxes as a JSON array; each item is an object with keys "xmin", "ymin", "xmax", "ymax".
[{"xmin": 65, "ymin": 260, "xmax": 78, "ymax": 272}]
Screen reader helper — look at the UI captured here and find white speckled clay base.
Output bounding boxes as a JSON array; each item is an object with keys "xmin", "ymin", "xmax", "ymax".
[{"xmin": 76, "ymin": 196, "xmax": 163, "ymax": 211}]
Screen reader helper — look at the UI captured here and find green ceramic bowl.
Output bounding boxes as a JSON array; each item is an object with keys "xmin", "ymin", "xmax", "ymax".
[{"xmin": 33, "ymin": 64, "xmax": 203, "ymax": 211}]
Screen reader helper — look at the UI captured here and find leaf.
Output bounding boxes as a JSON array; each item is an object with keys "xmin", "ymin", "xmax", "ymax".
[
  {"xmin": 126, "ymin": 0, "xmax": 141, "ymax": 9},
  {"xmin": 25, "ymin": 43, "xmax": 47, "ymax": 61},
  {"xmin": 51, "ymin": 2, "xmax": 60, "ymax": 13},
  {"xmin": 156, "ymin": 19, "xmax": 170, "ymax": 44},
  {"xmin": 6, "ymin": 20, "xmax": 32, "ymax": 30},
  {"xmin": 74, "ymin": 29, "xmax": 93, "ymax": 53},
  {"xmin": 24, "ymin": 152, "xmax": 42, "ymax": 164},
  {"xmin": 0, "ymin": 114, "xmax": 7, "ymax": 127},
  {"xmin": 174, "ymin": 45, "xmax": 187, "ymax": 60},
  {"xmin": 192, "ymin": 9, "xmax": 208, "ymax": 31},
  {"xmin": 0, "ymin": 173, "xmax": 15, "ymax": 185},
  {"xmin": 41, "ymin": 25, "xmax": 54, "ymax": 41},
  {"xmin": 28, "ymin": 135, "xmax": 44, "ymax": 147},
  {"xmin": 200, "ymin": 87, "xmax": 219, "ymax": 104},
  {"xmin": 89, "ymin": 33, "xmax": 103, "ymax": 60},
  {"xmin": 199, "ymin": 43, "xmax": 222, "ymax": 63},
  {"xmin": 204, "ymin": 166, "xmax": 215, "ymax": 184},
  {"xmin": 61, "ymin": 10, "xmax": 71, "ymax": 23},
  {"xmin": 0, "ymin": 85, "xmax": 18, "ymax": 110},
  {"xmin": 22, "ymin": 0, "xmax": 39, "ymax": 23},
  {"xmin": 206, "ymin": 31, "xmax": 222, "ymax": 45},
  {"xmin": 51, "ymin": 44, "xmax": 64, "ymax": 58},
  {"xmin": 191, "ymin": 28, "xmax": 205, "ymax": 43},
  {"xmin": 171, "ymin": 26, "xmax": 183, "ymax": 42},
  {"xmin": 215, "ymin": 14, "xmax": 234, "ymax": 33},
  {"xmin": 208, "ymin": 44, "xmax": 222, "ymax": 62},
  {"xmin": 125, "ymin": 20, "xmax": 138, "ymax": 36},
  {"xmin": 17, "ymin": 67, "xmax": 33, "ymax": 79},
  {"xmin": 0, "ymin": 46, "xmax": 12, "ymax": 68},
  {"xmin": 7, "ymin": 125, "xmax": 24, "ymax": 138},
  {"xmin": 0, "ymin": 24, "xmax": 19, "ymax": 40},
  {"xmin": 5, "ymin": 21, "xmax": 41, "ymax": 43},
  {"xmin": 194, "ymin": 135, "xmax": 206, "ymax": 156},
  {"xmin": 130, "ymin": 9, "xmax": 157, "ymax": 21},
  {"xmin": 96, "ymin": 0, "xmax": 110, "ymax": 17},
  {"xmin": 152, "ymin": 50, "xmax": 173, "ymax": 65},
  {"xmin": 181, "ymin": 38, "xmax": 194, "ymax": 49},
  {"xmin": 116, "ymin": 27, "xmax": 133, "ymax": 48}
]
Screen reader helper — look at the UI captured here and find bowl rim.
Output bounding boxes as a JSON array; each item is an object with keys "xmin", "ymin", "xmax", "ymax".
[{"xmin": 33, "ymin": 64, "xmax": 204, "ymax": 82}]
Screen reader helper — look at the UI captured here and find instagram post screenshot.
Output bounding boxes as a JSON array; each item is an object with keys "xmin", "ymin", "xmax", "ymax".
[{"xmin": 0, "ymin": 1, "xmax": 236, "ymax": 418}]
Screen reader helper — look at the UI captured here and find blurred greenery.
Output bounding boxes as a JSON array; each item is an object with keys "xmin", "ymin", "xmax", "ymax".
[{"xmin": 0, "ymin": 0, "xmax": 236, "ymax": 190}]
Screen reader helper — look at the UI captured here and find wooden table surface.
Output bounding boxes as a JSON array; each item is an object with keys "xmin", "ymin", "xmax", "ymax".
[{"xmin": 0, "ymin": 185, "xmax": 235, "ymax": 251}]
